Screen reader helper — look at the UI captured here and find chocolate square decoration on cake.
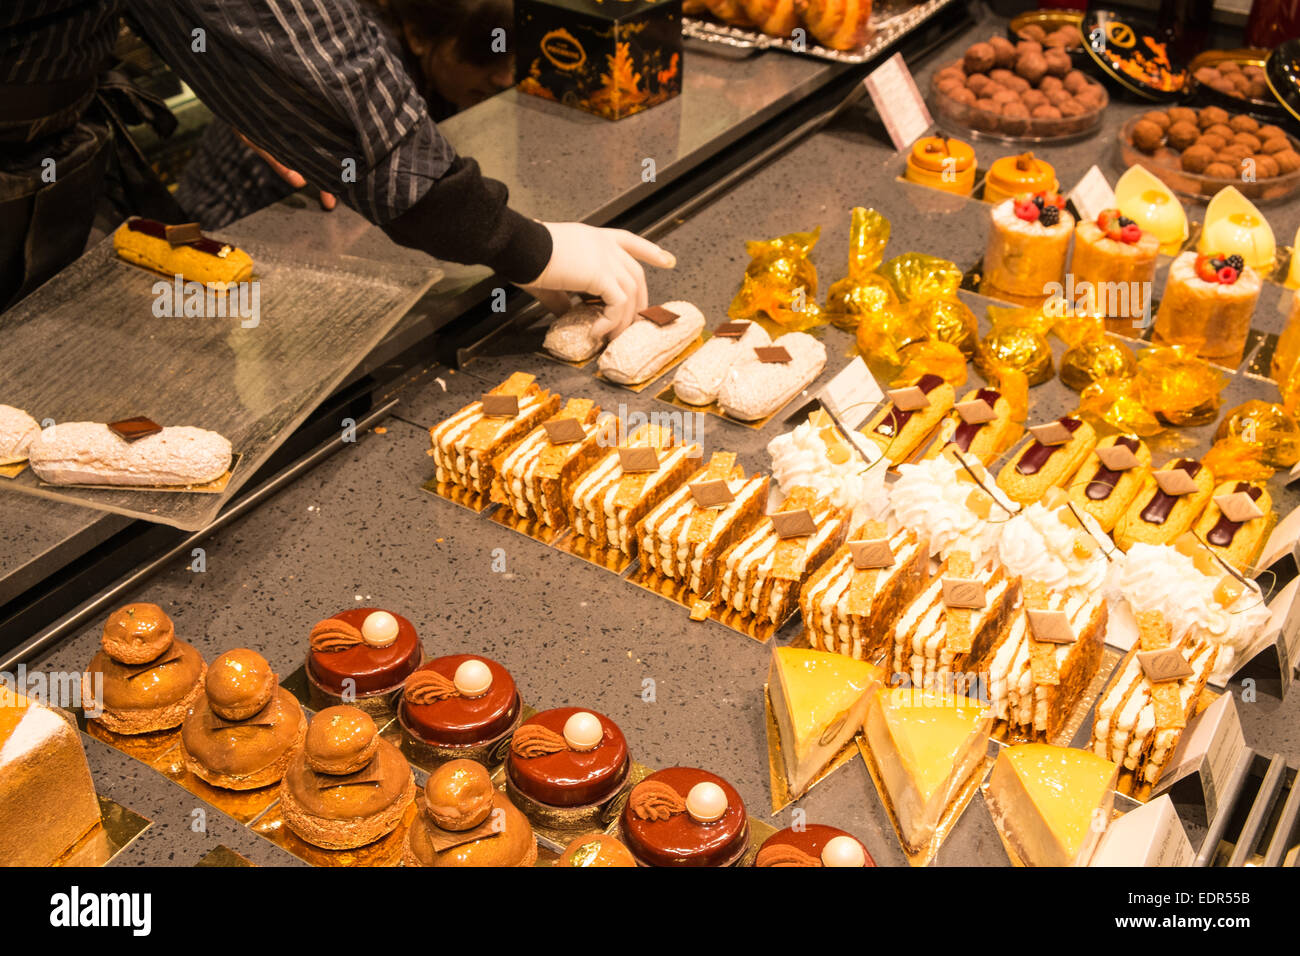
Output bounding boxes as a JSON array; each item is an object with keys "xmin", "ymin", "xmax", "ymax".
[
  {"xmin": 543, "ymin": 418, "xmax": 587, "ymax": 444},
  {"xmin": 941, "ymin": 577, "xmax": 986, "ymax": 609},
  {"xmin": 1153, "ymin": 468, "xmax": 1199, "ymax": 496},
  {"xmin": 164, "ymin": 222, "xmax": 204, "ymax": 246},
  {"xmin": 639, "ymin": 305, "xmax": 679, "ymax": 326},
  {"xmin": 618, "ymin": 446, "xmax": 659, "ymax": 473},
  {"xmin": 207, "ymin": 711, "xmax": 277, "ymax": 731},
  {"xmin": 771, "ymin": 508, "xmax": 817, "ymax": 539},
  {"xmin": 317, "ymin": 759, "xmax": 385, "ymax": 790},
  {"xmin": 424, "ymin": 809, "xmax": 506, "ymax": 852},
  {"xmin": 849, "ymin": 538, "xmax": 895, "ymax": 570},
  {"xmin": 955, "ymin": 398, "xmax": 997, "ymax": 424},
  {"xmin": 122, "ymin": 645, "xmax": 183, "ymax": 679},
  {"xmin": 712, "ymin": 322, "xmax": 751, "ymax": 339},
  {"xmin": 1214, "ymin": 491, "xmax": 1264, "ymax": 523},
  {"xmin": 887, "ymin": 385, "xmax": 930, "ymax": 411},
  {"xmin": 108, "ymin": 416, "xmax": 163, "ymax": 442},
  {"xmin": 1028, "ymin": 420, "xmax": 1074, "ymax": 446},
  {"xmin": 1026, "ymin": 608, "xmax": 1077, "ymax": 645},
  {"xmin": 690, "ymin": 478, "xmax": 734, "ymax": 508},
  {"xmin": 1138, "ymin": 648, "xmax": 1194, "ymax": 683},
  {"xmin": 1096, "ymin": 442, "xmax": 1141, "ymax": 471},
  {"xmin": 755, "ymin": 345, "xmax": 792, "ymax": 364},
  {"xmin": 480, "ymin": 393, "xmax": 520, "ymax": 417}
]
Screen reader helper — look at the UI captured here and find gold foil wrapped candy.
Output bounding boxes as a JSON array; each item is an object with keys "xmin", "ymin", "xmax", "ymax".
[
  {"xmin": 1202, "ymin": 436, "xmax": 1277, "ymax": 482},
  {"xmin": 855, "ymin": 305, "xmax": 925, "ymax": 386},
  {"xmin": 728, "ymin": 227, "xmax": 825, "ymax": 331},
  {"xmin": 878, "ymin": 253, "xmax": 976, "ymax": 357},
  {"xmin": 1059, "ymin": 335, "xmax": 1138, "ymax": 392},
  {"xmin": 976, "ymin": 304, "xmax": 1054, "ymax": 386},
  {"xmin": 1135, "ymin": 346, "xmax": 1226, "ymax": 428},
  {"xmin": 825, "ymin": 208, "xmax": 897, "ymax": 330},
  {"xmin": 1214, "ymin": 399, "xmax": 1300, "ymax": 468},
  {"xmin": 895, "ymin": 340, "xmax": 968, "ymax": 388},
  {"xmin": 1078, "ymin": 376, "xmax": 1163, "ymax": 436},
  {"xmin": 909, "ymin": 297, "xmax": 979, "ymax": 359}
]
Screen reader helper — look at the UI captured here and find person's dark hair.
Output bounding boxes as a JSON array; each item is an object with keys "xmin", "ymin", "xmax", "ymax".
[{"xmin": 386, "ymin": 0, "xmax": 513, "ymax": 67}]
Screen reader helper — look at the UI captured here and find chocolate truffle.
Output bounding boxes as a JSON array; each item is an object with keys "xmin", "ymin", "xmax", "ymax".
[
  {"xmin": 1039, "ymin": 74, "xmax": 1063, "ymax": 93},
  {"xmin": 1203, "ymin": 161, "xmax": 1237, "ymax": 179},
  {"xmin": 1235, "ymin": 132, "xmax": 1262, "ymax": 153},
  {"xmin": 1044, "ymin": 49, "xmax": 1071, "ymax": 77},
  {"xmin": 1197, "ymin": 133, "xmax": 1227, "ymax": 151},
  {"xmin": 1132, "ymin": 119, "xmax": 1165, "ymax": 152},
  {"xmin": 1262, "ymin": 137, "xmax": 1291, "ymax": 156},
  {"xmin": 1063, "ymin": 70, "xmax": 1090, "ymax": 93},
  {"xmin": 1021, "ymin": 89, "xmax": 1048, "ymax": 109},
  {"xmin": 966, "ymin": 73, "xmax": 992, "ymax": 96},
  {"xmin": 1019, "ymin": 24, "xmax": 1046, "ymax": 43},
  {"xmin": 1167, "ymin": 106, "xmax": 1198, "ymax": 126},
  {"xmin": 1275, "ymin": 150, "xmax": 1300, "ymax": 174},
  {"xmin": 964, "ymin": 42, "xmax": 996, "ymax": 74},
  {"xmin": 1229, "ymin": 115, "xmax": 1259, "ymax": 134},
  {"xmin": 989, "ymin": 68, "xmax": 1016, "ymax": 85},
  {"xmin": 1181, "ymin": 144, "xmax": 1214, "ymax": 173},
  {"xmin": 1141, "ymin": 110, "xmax": 1172, "ymax": 131},
  {"xmin": 1199, "ymin": 106, "xmax": 1230, "ymax": 128},
  {"xmin": 1031, "ymin": 104, "xmax": 1063, "ymax": 119},
  {"xmin": 1015, "ymin": 52, "xmax": 1048, "ymax": 85},
  {"xmin": 1016, "ymin": 39, "xmax": 1043, "ymax": 57},
  {"xmin": 1167, "ymin": 121, "xmax": 1200, "ymax": 150},
  {"xmin": 990, "ymin": 35, "xmax": 1017, "ymax": 68},
  {"xmin": 1258, "ymin": 124, "xmax": 1285, "ymax": 141},
  {"xmin": 949, "ymin": 86, "xmax": 977, "ymax": 105},
  {"xmin": 1252, "ymin": 154, "xmax": 1280, "ymax": 179}
]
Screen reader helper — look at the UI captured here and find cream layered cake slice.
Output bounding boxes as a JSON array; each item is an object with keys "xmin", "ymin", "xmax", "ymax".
[
  {"xmin": 716, "ymin": 487, "xmax": 848, "ymax": 625},
  {"xmin": 863, "ymin": 686, "xmax": 993, "ymax": 855},
  {"xmin": 769, "ymin": 646, "xmax": 883, "ymax": 797},
  {"xmin": 985, "ymin": 581, "xmax": 1108, "ymax": 741},
  {"xmin": 493, "ymin": 398, "xmax": 608, "ymax": 528},
  {"xmin": 985, "ymin": 743, "xmax": 1117, "ymax": 867},
  {"xmin": 428, "ymin": 372, "xmax": 560, "ymax": 495},
  {"xmin": 891, "ymin": 551, "xmax": 1020, "ymax": 693},
  {"xmin": 567, "ymin": 424, "xmax": 699, "ymax": 555},
  {"xmin": 800, "ymin": 522, "xmax": 929, "ymax": 661},
  {"xmin": 635, "ymin": 451, "xmax": 768, "ymax": 596},
  {"xmin": 1090, "ymin": 610, "xmax": 1218, "ymax": 788}
]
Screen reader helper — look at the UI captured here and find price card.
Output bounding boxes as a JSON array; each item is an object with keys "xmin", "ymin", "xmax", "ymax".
[
  {"xmin": 817, "ymin": 356, "xmax": 883, "ymax": 429},
  {"xmin": 1069, "ymin": 165, "xmax": 1117, "ymax": 225},
  {"xmin": 862, "ymin": 53, "xmax": 932, "ymax": 151},
  {"xmin": 1155, "ymin": 694, "xmax": 1246, "ymax": 819},
  {"xmin": 1090, "ymin": 795, "xmax": 1194, "ymax": 867}
]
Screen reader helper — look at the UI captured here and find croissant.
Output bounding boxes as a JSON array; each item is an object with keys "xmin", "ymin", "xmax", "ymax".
[
  {"xmin": 798, "ymin": 0, "xmax": 873, "ymax": 51},
  {"xmin": 703, "ymin": 0, "xmax": 755, "ymax": 27},
  {"xmin": 741, "ymin": 0, "xmax": 801, "ymax": 36}
]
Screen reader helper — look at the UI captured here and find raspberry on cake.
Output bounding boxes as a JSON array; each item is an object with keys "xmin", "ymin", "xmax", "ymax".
[
  {"xmin": 493, "ymin": 398, "xmax": 608, "ymax": 528},
  {"xmin": 428, "ymin": 372, "xmax": 561, "ymax": 496},
  {"xmin": 715, "ymin": 487, "xmax": 848, "ymax": 626},
  {"xmin": 567, "ymin": 423, "xmax": 700, "ymax": 555},
  {"xmin": 636, "ymin": 451, "xmax": 768, "ymax": 596},
  {"xmin": 800, "ymin": 522, "xmax": 930, "ymax": 661}
]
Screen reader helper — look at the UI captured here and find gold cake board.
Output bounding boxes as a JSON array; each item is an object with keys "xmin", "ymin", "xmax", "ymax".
[
  {"xmin": 857, "ymin": 736, "xmax": 992, "ymax": 867},
  {"xmin": 54, "ymin": 795, "xmax": 152, "ymax": 867},
  {"xmin": 625, "ymin": 564, "xmax": 798, "ymax": 643},
  {"xmin": 553, "ymin": 530, "xmax": 636, "ymax": 575},
  {"xmin": 764, "ymin": 684, "xmax": 865, "ymax": 814},
  {"xmin": 195, "ymin": 845, "xmax": 256, "ymax": 867},
  {"xmin": 652, "ymin": 379, "xmax": 811, "ymax": 431},
  {"xmin": 420, "ymin": 476, "xmax": 498, "ymax": 514},
  {"xmin": 249, "ymin": 798, "xmax": 418, "ymax": 867}
]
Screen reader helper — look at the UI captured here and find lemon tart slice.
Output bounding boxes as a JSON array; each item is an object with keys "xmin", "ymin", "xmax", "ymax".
[
  {"xmin": 769, "ymin": 647, "xmax": 883, "ymax": 797},
  {"xmin": 986, "ymin": 742, "xmax": 1117, "ymax": 866},
  {"xmin": 863, "ymin": 686, "xmax": 992, "ymax": 854}
]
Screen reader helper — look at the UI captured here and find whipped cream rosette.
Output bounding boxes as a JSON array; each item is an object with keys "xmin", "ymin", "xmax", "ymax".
[
  {"xmin": 996, "ymin": 501, "xmax": 1110, "ymax": 600},
  {"xmin": 1105, "ymin": 542, "xmax": 1270, "ymax": 681},
  {"xmin": 889, "ymin": 455, "xmax": 1017, "ymax": 567},
  {"xmin": 766, "ymin": 413, "xmax": 889, "ymax": 529}
]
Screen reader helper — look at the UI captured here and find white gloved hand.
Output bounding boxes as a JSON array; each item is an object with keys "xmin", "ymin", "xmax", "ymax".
[{"xmin": 521, "ymin": 222, "xmax": 676, "ymax": 341}]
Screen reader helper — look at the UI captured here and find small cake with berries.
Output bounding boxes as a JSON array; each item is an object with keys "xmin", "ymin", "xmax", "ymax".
[
  {"xmin": 983, "ymin": 193, "xmax": 1074, "ymax": 302},
  {"xmin": 1072, "ymin": 209, "xmax": 1160, "ymax": 333},
  {"xmin": 1153, "ymin": 251, "xmax": 1261, "ymax": 364}
]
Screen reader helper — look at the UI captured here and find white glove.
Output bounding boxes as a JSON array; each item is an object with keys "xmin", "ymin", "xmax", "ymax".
[{"xmin": 521, "ymin": 222, "xmax": 676, "ymax": 341}]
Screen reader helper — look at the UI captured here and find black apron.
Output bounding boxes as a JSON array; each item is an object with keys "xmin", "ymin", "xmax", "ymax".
[{"xmin": 0, "ymin": 69, "xmax": 183, "ymax": 310}]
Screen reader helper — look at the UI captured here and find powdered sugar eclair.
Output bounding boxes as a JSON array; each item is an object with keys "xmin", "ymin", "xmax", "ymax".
[
  {"xmin": 543, "ymin": 303, "xmax": 605, "ymax": 362},
  {"xmin": 598, "ymin": 301, "xmax": 706, "ymax": 385},
  {"xmin": 996, "ymin": 415, "xmax": 1096, "ymax": 505},
  {"xmin": 672, "ymin": 320, "xmax": 771, "ymax": 405},
  {"xmin": 1191, "ymin": 480, "xmax": 1272, "ymax": 571},
  {"xmin": 924, "ymin": 385, "xmax": 1020, "ymax": 465},
  {"xmin": 1113, "ymin": 458, "xmax": 1215, "ymax": 551},
  {"xmin": 716, "ymin": 332, "xmax": 827, "ymax": 421},
  {"xmin": 861, "ymin": 373, "xmax": 955, "ymax": 463},
  {"xmin": 1066, "ymin": 434, "xmax": 1152, "ymax": 532},
  {"xmin": 0, "ymin": 404, "xmax": 40, "ymax": 465}
]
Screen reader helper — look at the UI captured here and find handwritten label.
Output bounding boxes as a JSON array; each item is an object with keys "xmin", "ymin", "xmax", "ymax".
[{"xmin": 862, "ymin": 53, "xmax": 932, "ymax": 151}]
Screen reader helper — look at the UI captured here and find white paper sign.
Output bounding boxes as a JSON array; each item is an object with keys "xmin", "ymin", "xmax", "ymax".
[
  {"xmin": 818, "ymin": 356, "xmax": 883, "ymax": 430},
  {"xmin": 1155, "ymin": 693, "xmax": 1246, "ymax": 818},
  {"xmin": 862, "ymin": 53, "xmax": 932, "ymax": 151},
  {"xmin": 1069, "ymin": 165, "xmax": 1117, "ymax": 225},
  {"xmin": 1091, "ymin": 795, "xmax": 1194, "ymax": 867}
]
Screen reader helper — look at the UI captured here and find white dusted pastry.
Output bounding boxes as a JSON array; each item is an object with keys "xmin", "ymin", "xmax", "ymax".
[
  {"xmin": 29, "ymin": 422, "xmax": 232, "ymax": 487},
  {"xmin": 717, "ymin": 332, "xmax": 827, "ymax": 421},
  {"xmin": 597, "ymin": 301, "xmax": 705, "ymax": 385},
  {"xmin": 0, "ymin": 405, "xmax": 41, "ymax": 465},
  {"xmin": 671, "ymin": 320, "xmax": 771, "ymax": 405},
  {"xmin": 543, "ymin": 303, "xmax": 605, "ymax": 362}
]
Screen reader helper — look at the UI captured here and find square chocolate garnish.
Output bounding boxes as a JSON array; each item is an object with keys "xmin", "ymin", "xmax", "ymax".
[
  {"xmin": 1138, "ymin": 647, "xmax": 1194, "ymax": 683},
  {"xmin": 1153, "ymin": 468, "xmax": 1199, "ymax": 496},
  {"xmin": 954, "ymin": 397, "xmax": 997, "ymax": 424},
  {"xmin": 1095, "ymin": 442, "xmax": 1141, "ymax": 471},
  {"xmin": 1028, "ymin": 420, "xmax": 1074, "ymax": 446},
  {"xmin": 1026, "ymin": 608, "xmax": 1076, "ymax": 644},
  {"xmin": 543, "ymin": 418, "xmax": 586, "ymax": 444},
  {"xmin": 755, "ymin": 345, "xmax": 792, "ymax": 364},
  {"xmin": 690, "ymin": 479, "xmax": 734, "ymax": 508},
  {"xmin": 712, "ymin": 322, "xmax": 751, "ymax": 339},
  {"xmin": 480, "ymin": 393, "xmax": 520, "ymax": 417},
  {"xmin": 771, "ymin": 508, "xmax": 817, "ymax": 539},
  {"xmin": 849, "ymin": 538, "xmax": 895, "ymax": 570},
  {"xmin": 941, "ymin": 577, "xmax": 986, "ymax": 609},
  {"xmin": 618, "ymin": 446, "xmax": 659, "ymax": 473},
  {"xmin": 108, "ymin": 417, "xmax": 162, "ymax": 442},
  {"xmin": 639, "ymin": 305, "xmax": 679, "ymax": 326},
  {"xmin": 887, "ymin": 385, "xmax": 931, "ymax": 412},
  {"xmin": 163, "ymin": 222, "xmax": 204, "ymax": 246}
]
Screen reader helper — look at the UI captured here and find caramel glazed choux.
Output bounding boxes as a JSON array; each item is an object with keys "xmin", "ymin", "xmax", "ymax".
[
  {"xmin": 82, "ymin": 602, "xmax": 206, "ymax": 734},
  {"xmin": 279, "ymin": 705, "xmax": 416, "ymax": 850},
  {"xmin": 404, "ymin": 758, "xmax": 539, "ymax": 867},
  {"xmin": 179, "ymin": 649, "xmax": 306, "ymax": 791}
]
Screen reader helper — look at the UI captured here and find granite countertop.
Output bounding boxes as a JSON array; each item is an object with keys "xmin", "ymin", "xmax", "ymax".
[{"xmin": 20, "ymin": 12, "xmax": 1300, "ymax": 866}]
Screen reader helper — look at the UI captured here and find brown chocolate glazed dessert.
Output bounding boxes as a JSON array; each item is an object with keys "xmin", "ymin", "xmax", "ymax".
[
  {"xmin": 621, "ymin": 766, "xmax": 749, "ymax": 867},
  {"xmin": 755, "ymin": 824, "xmax": 875, "ymax": 867}
]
